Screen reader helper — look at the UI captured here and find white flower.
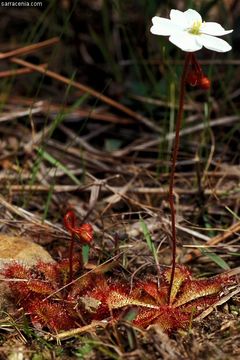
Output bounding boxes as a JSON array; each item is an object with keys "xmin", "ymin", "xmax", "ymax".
[{"xmin": 150, "ymin": 9, "xmax": 233, "ymax": 52}]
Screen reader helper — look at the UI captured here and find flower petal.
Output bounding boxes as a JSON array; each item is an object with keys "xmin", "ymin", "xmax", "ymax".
[
  {"xmin": 169, "ymin": 32, "xmax": 202, "ymax": 52},
  {"xmin": 198, "ymin": 34, "xmax": 232, "ymax": 52},
  {"xmin": 184, "ymin": 9, "xmax": 202, "ymax": 24},
  {"xmin": 170, "ymin": 9, "xmax": 186, "ymax": 29},
  {"xmin": 150, "ymin": 16, "xmax": 179, "ymax": 36},
  {"xmin": 201, "ymin": 22, "xmax": 233, "ymax": 36}
]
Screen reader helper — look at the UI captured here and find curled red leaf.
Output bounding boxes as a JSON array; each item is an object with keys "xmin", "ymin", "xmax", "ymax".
[{"xmin": 64, "ymin": 210, "xmax": 93, "ymax": 245}]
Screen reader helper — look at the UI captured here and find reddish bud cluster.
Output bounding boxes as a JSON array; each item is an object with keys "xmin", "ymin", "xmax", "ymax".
[
  {"xmin": 64, "ymin": 210, "xmax": 93, "ymax": 245},
  {"xmin": 186, "ymin": 54, "xmax": 211, "ymax": 90},
  {"xmin": 199, "ymin": 76, "xmax": 211, "ymax": 90},
  {"xmin": 64, "ymin": 210, "xmax": 93, "ymax": 284}
]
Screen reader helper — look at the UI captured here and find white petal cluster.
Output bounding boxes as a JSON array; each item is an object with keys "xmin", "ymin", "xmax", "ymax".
[{"xmin": 150, "ymin": 9, "xmax": 233, "ymax": 52}]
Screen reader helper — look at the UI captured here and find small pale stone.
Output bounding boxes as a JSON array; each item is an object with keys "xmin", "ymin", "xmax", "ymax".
[
  {"xmin": 0, "ymin": 234, "xmax": 54, "ymax": 267},
  {"xmin": 0, "ymin": 234, "xmax": 54, "ymax": 311}
]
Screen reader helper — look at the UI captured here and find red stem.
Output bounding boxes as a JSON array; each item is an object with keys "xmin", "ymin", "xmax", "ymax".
[
  {"xmin": 69, "ymin": 232, "xmax": 74, "ymax": 284},
  {"xmin": 64, "ymin": 211, "xmax": 76, "ymax": 284},
  {"xmin": 168, "ymin": 52, "xmax": 192, "ymax": 304}
]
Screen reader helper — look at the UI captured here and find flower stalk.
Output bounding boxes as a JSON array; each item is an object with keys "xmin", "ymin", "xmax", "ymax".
[
  {"xmin": 168, "ymin": 52, "xmax": 192, "ymax": 304},
  {"xmin": 150, "ymin": 8, "xmax": 232, "ymax": 305},
  {"xmin": 64, "ymin": 210, "xmax": 76, "ymax": 283},
  {"xmin": 64, "ymin": 210, "xmax": 93, "ymax": 284},
  {"xmin": 168, "ymin": 53, "xmax": 212, "ymax": 303}
]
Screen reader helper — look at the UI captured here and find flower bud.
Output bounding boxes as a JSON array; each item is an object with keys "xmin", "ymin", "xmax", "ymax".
[
  {"xmin": 64, "ymin": 210, "xmax": 93, "ymax": 245},
  {"xmin": 75, "ymin": 223, "xmax": 93, "ymax": 244},
  {"xmin": 186, "ymin": 71, "xmax": 199, "ymax": 86},
  {"xmin": 198, "ymin": 76, "xmax": 211, "ymax": 90}
]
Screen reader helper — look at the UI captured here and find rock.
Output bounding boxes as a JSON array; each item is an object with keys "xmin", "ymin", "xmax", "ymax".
[
  {"xmin": 0, "ymin": 234, "xmax": 54, "ymax": 312},
  {"xmin": 0, "ymin": 234, "xmax": 54, "ymax": 268}
]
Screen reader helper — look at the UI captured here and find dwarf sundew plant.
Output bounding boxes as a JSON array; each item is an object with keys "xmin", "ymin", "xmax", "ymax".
[
  {"xmin": 2, "ymin": 211, "xmax": 236, "ymax": 334},
  {"xmin": 1, "ymin": 9, "xmax": 236, "ymax": 337},
  {"xmin": 150, "ymin": 9, "xmax": 233, "ymax": 303}
]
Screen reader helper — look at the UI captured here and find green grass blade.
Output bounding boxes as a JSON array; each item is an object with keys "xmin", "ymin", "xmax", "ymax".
[
  {"xmin": 82, "ymin": 245, "xmax": 90, "ymax": 265},
  {"xmin": 225, "ymin": 206, "xmax": 240, "ymax": 221},
  {"xmin": 200, "ymin": 248, "xmax": 230, "ymax": 270},
  {"xmin": 140, "ymin": 217, "xmax": 158, "ymax": 264},
  {"xmin": 36, "ymin": 147, "xmax": 81, "ymax": 185}
]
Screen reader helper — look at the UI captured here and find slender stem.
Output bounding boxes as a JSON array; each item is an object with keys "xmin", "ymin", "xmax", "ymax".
[
  {"xmin": 65, "ymin": 212, "xmax": 76, "ymax": 284},
  {"xmin": 69, "ymin": 233, "xmax": 74, "ymax": 284},
  {"xmin": 168, "ymin": 52, "xmax": 192, "ymax": 304}
]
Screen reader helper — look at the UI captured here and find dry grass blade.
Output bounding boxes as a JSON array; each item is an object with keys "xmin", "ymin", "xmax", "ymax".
[
  {"xmin": 184, "ymin": 221, "xmax": 240, "ymax": 263},
  {"xmin": 0, "ymin": 106, "xmax": 42, "ymax": 123},
  {"xmin": 104, "ymin": 178, "xmax": 136, "ymax": 205},
  {"xmin": 164, "ymin": 220, "xmax": 210, "ymax": 242},
  {"xmin": 0, "ymin": 63, "xmax": 47, "ymax": 79},
  {"xmin": 4, "ymin": 57, "xmax": 158, "ymax": 131},
  {"xmin": 0, "ymin": 37, "xmax": 59, "ymax": 60},
  {"xmin": 112, "ymin": 116, "xmax": 240, "ymax": 157},
  {"xmin": 0, "ymin": 184, "xmax": 81, "ymax": 193},
  {"xmin": 208, "ymin": 222, "xmax": 240, "ymax": 247},
  {"xmin": 48, "ymin": 321, "xmax": 107, "ymax": 341},
  {"xmin": 0, "ymin": 195, "xmax": 66, "ymax": 234},
  {"xmin": 194, "ymin": 285, "xmax": 240, "ymax": 322},
  {"xmin": 2, "ymin": 96, "xmax": 134, "ymax": 125}
]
